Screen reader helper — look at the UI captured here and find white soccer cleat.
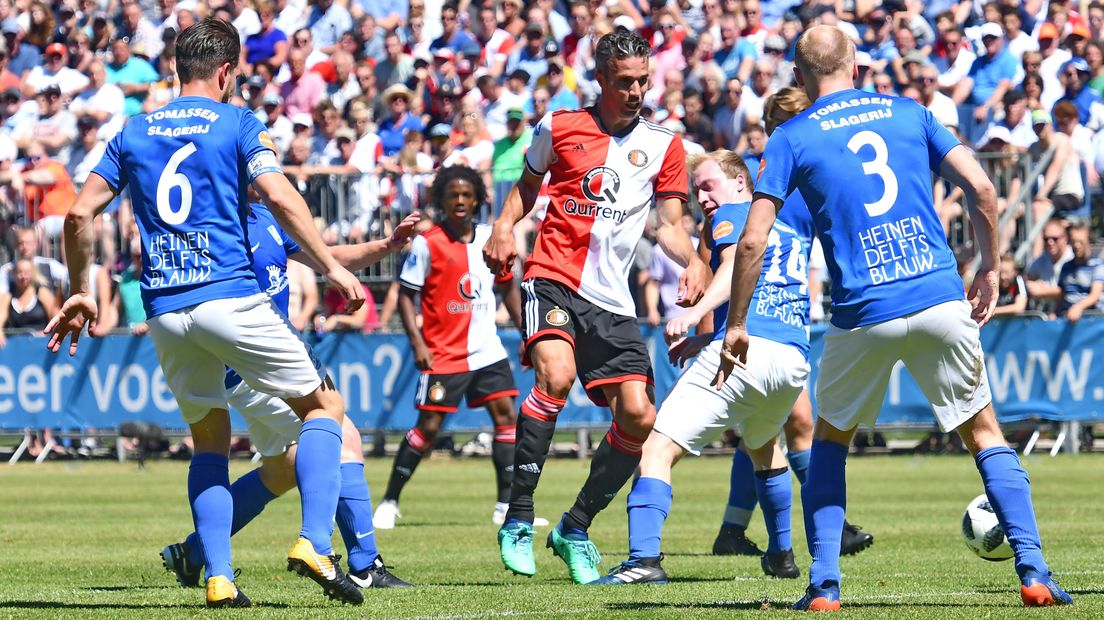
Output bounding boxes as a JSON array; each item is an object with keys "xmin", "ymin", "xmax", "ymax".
[
  {"xmin": 373, "ymin": 500, "xmax": 401, "ymax": 530},
  {"xmin": 492, "ymin": 503, "xmax": 549, "ymax": 527}
]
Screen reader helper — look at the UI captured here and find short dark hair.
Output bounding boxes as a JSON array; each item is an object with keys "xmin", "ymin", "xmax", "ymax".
[
  {"xmin": 430, "ymin": 165, "xmax": 487, "ymax": 212},
  {"xmin": 594, "ymin": 30, "xmax": 651, "ymax": 75},
  {"xmin": 175, "ymin": 18, "xmax": 240, "ymax": 84},
  {"xmin": 1002, "ymin": 89, "xmax": 1025, "ymax": 106}
]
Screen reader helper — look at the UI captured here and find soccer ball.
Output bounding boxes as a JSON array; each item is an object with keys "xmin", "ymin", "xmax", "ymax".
[{"xmin": 961, "ymin": 494, "xmax": 1013, "ymax": 561}]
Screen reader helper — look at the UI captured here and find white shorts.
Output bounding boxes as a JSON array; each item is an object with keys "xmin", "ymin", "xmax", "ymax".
[
  {"xmin": 815, "ymin": 299, "xmax": 991, "ymax": 433},
  {"xmin": 226, "ymin": 380, "xmax": 302, "ymax": 457},
  {"xmin": 147, "ymin": 293, "xmax": 325, "ymax": 424},
  {"xmin": 653, "ymin": 337, "xmax": 809, "ymax": 454}
]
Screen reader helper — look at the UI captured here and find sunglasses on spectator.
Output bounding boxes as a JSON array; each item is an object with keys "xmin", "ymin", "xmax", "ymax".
[
  {"xmin": 1044, "ymin": 235, "xmax": 1063, "ymax": 242},
  {"xmin": 1064, "ymin": 70, "xmax": 1081, "ymax": 77},
  {"xmin": 919, "ymin": 76, "xmax": 936, "ymax": 83},
  {"xmin": 659, "ymin": 23, "xmax": 675, "ymax": 29},
  {"xmin": 295, "ymin": 36, "xmax": 310, "ymax": 44}
]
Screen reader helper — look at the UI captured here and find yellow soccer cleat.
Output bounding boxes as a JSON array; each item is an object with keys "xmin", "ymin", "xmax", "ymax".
[
  {"xmin": 287, "ymin": 537, "xmax": 364, "ymax": 605},
  {"xmin": 205, "ymin": 575, "xmax": 250, "ymax": 608}
]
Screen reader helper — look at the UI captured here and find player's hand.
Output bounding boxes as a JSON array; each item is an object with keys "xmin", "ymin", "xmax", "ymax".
[
  {"xmin": 712, "ymin": 324, "xmax": 749, "ymax": 390},
  {"xmin": 668, "ymin": 333, "xmax": 710, "ymax": 367},
  {"xmin": 1067, "ymin": 305, "xmax": 1084, "ymax": 323},
  {"xmin": 388, "ymin": 212, "xmax": 422, "ymax": 249},
  {"xmin": 664, "ymin": 310, "xmax": 701, "ymax": 345},
  {"xmin": 677, "ymin": 258, "xmax": 709, "ymax": 307},
  {"xmin": 482, "ymin": 225, "xmax": 517, "ymax": 276},
  {"xmin": 44, "ymin": 294, "xmax": 98, "ymax": 356},
  {"xmin": 413, "ymin": 342, "xmax": 434, "ymax": 371},
  {"xmin": 325, "ymin": 266, "xmax": 365, "ymax": 313},
  {"xmin": 967, "ymin": 268, "xmax": 998, "ymax": 327}
]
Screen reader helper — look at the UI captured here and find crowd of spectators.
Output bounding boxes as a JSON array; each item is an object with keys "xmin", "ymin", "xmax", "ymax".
[{"xmin": 1, "ymin": 0, "xmax": 1104, "ymax": 337}]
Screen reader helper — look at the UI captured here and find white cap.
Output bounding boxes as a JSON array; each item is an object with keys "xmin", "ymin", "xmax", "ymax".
[
  {"xmin": 979, "ymin": 22, "xmax": 1003, "ymax": 39},
  {"xmin": 291, "ymin": 112, "xmax": 313, "ymax": 128},
  {"xmin": 978, "ymin": 124, "xmax": 1013, "ymax": 148},
  {"xmin": 854, "ymin": 51, "xmax": 872, "ymax": 67},
  {"xmin": 613, "ymin": 15, "xmax": 635, "ymax": 31}
]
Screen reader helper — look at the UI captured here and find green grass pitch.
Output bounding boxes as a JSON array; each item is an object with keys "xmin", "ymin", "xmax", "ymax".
[{"xmin": 0, "ymin": 453, "xmax": 1101, "ymax": 618}]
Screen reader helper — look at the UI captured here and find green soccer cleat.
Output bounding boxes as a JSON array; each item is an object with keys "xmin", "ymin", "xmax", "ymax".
[
  {"xmin": 498, "ymin": 519, "xmax": 537, "ymax": 576},
  {"xmin": 547, "ymin": 523, "xmax": 602, "ymax": 584}
]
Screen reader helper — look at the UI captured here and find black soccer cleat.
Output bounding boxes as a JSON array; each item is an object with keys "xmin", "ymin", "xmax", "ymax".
[
  {"xmin": 712, "ymin": 524, "xmax": 763, "ymax": 556},
  {"xmin": 840, "ymin": 521, "xmax": 874, "ymax": 556},
  {"xmin": 589, "ymin": 558, "xmax": 668, "ymax": 585},
  {"xmin": 761, "ymin": 549, "xmax": 800, "ymax": 579},
  {"xmin": 348, "ymin": 555, "xmax": 413, "ymax": 588},
  {"xmin": 161, "ymin": 542, "xmax": 202, "ymax": 588}
]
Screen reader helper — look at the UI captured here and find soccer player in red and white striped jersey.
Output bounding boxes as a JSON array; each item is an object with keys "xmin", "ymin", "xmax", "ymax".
[
  {"xmin": 374, "ymin": 166, "xmax": 525, "ymax": 530},
  {"xmin": 484, "ymin": 29, "xmax": 710, "ymax": 584}
]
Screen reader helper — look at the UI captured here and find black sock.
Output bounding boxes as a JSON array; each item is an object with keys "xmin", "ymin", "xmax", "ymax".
[
  {"xmin": 491, "ymin": 428, "xmax": 516, "ymax": 504},
  {"xmin": 504, "ymin": 413, "xmax": 557, "ymax": 523},
  {"xmin": 382, "ymin": 430, "xmax": 429, "ymax": 502},
  {"xmin": 562, "ymin": 425, "xmax": 644, "ymax": 532}
]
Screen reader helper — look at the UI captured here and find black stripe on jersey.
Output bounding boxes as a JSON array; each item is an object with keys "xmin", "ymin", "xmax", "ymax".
[
  {"xmin": 656, "ymin": 191, "xmax": 689, "ymax": 201},
  {"xmin": 524, "ymin": 160, "xmax": 546, "ymax": 177}
]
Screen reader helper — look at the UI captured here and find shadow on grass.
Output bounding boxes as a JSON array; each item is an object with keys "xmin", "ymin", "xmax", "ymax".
[
  {"xmin": 0, "ymin": 600, "xmax": 289, "ymax": 610},
  {"xmin": 77, "ymin": 585, "xmax": 177, "ymax": 591},
  {"xmin": 606, "ymin": 600, "xmax": 774, "ymax": 612}
]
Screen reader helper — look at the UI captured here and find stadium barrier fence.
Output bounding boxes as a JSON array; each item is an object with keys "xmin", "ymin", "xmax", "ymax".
[{"xmin": 0, "ymin": 316, "xmax": 1101, "ymax": 437}]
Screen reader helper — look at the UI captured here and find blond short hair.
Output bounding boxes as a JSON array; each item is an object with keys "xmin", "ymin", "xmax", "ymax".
[
  {"xmin": 688, "ymin": 149, "xmax": 753, "ymax": 190},
  {"xmin": 795, "ymin": 25, "xmax": 855, "ymax": 79}
]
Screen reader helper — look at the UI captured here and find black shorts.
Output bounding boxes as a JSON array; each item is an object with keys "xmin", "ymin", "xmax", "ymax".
[
  {"xmin": 1050, "ymin": 193, "xmax": 1083, "ymax": 215},
  {"xmin": 414, "ymin": 358, "xmax": 519, "ymax": 413},
  {"xmin": 521, "ymin": 278, "xmax": 653, "ymax": 406}
]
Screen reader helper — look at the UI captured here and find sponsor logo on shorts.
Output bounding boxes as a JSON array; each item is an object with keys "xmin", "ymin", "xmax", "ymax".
[
  {"xmin": 627, "ymin": 149, "xmax": 648, "ymax": 167},
  {"xmin": 712, "ymin": 221, "xmax": 734, "ymax": 240},
  {"xmin": 428, "ymin": 381, "xmax": 447, "ymax": 403},
  {"xmin": 545, "ymin": 307, "xmax": 569, "ymax": 327}
]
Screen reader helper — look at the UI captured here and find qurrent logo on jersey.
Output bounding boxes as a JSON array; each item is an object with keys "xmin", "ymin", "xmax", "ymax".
[
  {"xmin": 448, "ymin": 273, "xmax": 488, "ymax": 314},
  {"xmin": 563, "ymin": 166, "xmax": 628, "ymax": 224}
]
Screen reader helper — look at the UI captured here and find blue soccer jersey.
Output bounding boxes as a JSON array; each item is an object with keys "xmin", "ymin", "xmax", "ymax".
[
  {"xmin": 225, "ymin": 203, "xmax": 302, "ymax": 389},
  {"xmin": 92, "ymin": 96, "xmax": 283, "ymax": 317},
  {"xmin": 710, "ymin": 202, "xmax": 810, "ymax": 358},
  {"xmin": 777, "ymin": 190, "xmax": 815, "ymax": 251},
  {"xmin": 755, "ymin": 89, "xmax": 965, "ymax": 329}
]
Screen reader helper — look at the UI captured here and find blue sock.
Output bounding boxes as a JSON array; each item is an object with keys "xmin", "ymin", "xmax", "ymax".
[
  {"xmin": 755, "ymin": 469, "xmax": 793, "ymax": 553},
  {"xmin": 803, "ymin": 439, "xmax": 848, "ymax": 588},
  {"xmin": 188, "ymin": 452, "xmax": 233, "ymax": 581},
  {"xmin": 787, "ymin": 449, "xmax": 811, "ymax": 486},
  {"xmin": 335, "ymin": 462, "xmax": 378, "ymax": 573},
  {"xmin": 185, "ymin": 467, "xmax": 278, "ymax": 566},
  {"xmin": 723, "ymin": 449, "xmax": 757, "ymax": 527},
  {"xmin": 627, "ymin": 477, "xmax": 672, "ymax": 560},
  {"xmin": 975, "ymin": 446, "xmax": 1049, "ymax": 581},
  {"xmin": 296, "ymin": 418, "xmax": 343, "ymax": 555}
]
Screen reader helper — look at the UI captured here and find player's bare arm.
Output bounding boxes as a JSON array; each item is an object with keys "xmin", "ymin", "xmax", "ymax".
[
  {"xmin": 666, "ymin": 244, "xmax": 737, "ymax": 344},
  {"xmin": 290, "ymin": 212, "xmax": 421, "ymax": 273},
  {"xmin": 939, "ymin": 145, "xmax": 1000, "ymax": 326},
  {"xmin": 484, "ymin": 169, "xmax": 543, "ymax": 274},
  {"xmin": 44, "ymin": 172, "xmax": 118, "ymax": 355},
  {"xmin": 397, "ymin": 284, "xmax": 432, "ymax": 371},
  {"xmin": 654, "ymin": 197, "xmax": 709, "ymax": 307},
  {"xmin": 253, "ymin": 172, "xmax": 365, "ymax": 312},
  {"xmin": 714, "ymin": 196, "xmax": 780, "ymax": 389}
]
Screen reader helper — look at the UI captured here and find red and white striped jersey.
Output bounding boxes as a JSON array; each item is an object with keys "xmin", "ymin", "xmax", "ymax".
[
  {"xmin": 399, "ymin": 224, "xmax": 511, "ymax": 374},
  {"xmin": 480, "ymin": 29, "xmax": 516, "ymax": 71},
  {"xmin": 523, "ymin": 109, "xmax": 688, "ymax": 316}
]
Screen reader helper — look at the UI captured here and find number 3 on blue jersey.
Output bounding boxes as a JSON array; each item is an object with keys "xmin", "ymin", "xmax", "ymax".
[
  {"xmin": 846, "ymin": 130, "xmax": 897, "ymax": 217},
  {"xmin": 157, "ymin": 143, "xmax": 198, "ymax": 225}
]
